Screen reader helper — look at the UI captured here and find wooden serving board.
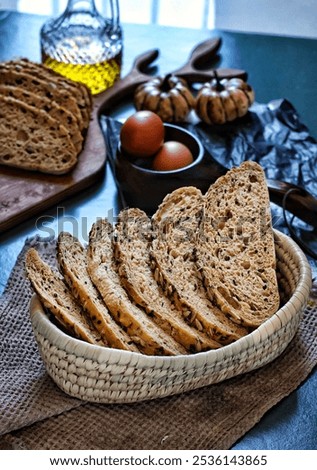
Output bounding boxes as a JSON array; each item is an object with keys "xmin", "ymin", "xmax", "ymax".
[{"xmin": 0, "ymin": 102, "xmax": 106, "ymax": 233}]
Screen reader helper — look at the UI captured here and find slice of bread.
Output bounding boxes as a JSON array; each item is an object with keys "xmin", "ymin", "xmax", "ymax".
[
  {"xmin": 0, "ymin": 67, "xmax": 83, "ymax": 130},
  {"xmin": 87, "ymin": 219, "xmax": 187, "ymax": 356},
  {"xmin": 0, "ymin": 84, "xmax": 83, "ymax": 153},
  {"xmin": 151, "ymin": 187, "xmax": 249, "ymax": 344},
  {"xmin": 113, "ymin": 208, "xmax": 221, "ymax": 353},
  {"xmin": 25, "ymin": 247, "xmax": 106, "ymax": 346},
  {"xmin": 5, "ymin": 59, "xmax": 92, "ymax": 131},
  {"xmin": 196, "ymin": 161, "xmax": 280, "ymax": 328},
  {"xmin": 57, "ymin": 231, "xmax": 140, "ymax": 353},
  {"xmin": 0, "ymin": 95, "xmax": 78, "ymax": 174}
]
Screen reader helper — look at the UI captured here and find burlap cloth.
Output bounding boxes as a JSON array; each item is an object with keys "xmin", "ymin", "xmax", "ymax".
[{"xmin": 0, "ymin": 237, "xmax": 316, "ymax": 450}]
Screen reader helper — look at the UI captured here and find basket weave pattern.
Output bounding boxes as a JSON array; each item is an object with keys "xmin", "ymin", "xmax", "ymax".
[{"xmin": 30, "ymin": 231, "xmax": 312, "ymax": 404}]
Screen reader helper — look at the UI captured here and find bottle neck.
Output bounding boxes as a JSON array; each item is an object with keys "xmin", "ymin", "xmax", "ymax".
[
  {"xmin": 64, "ymin": 0, "xmax": 98, "ymax": 14},
  {"xmin": 63, "ymin": 0, "xmax": 120, "ymax": 28}
]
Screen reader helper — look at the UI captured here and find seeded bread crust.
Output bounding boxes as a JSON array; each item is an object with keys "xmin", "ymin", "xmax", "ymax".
[
  {"xmin": 4, "ymin": 59, "xmax": 92, "ymax": 131},
  {"xmin": 0, "ymin": 84, "xmax": 83, "ymax": 153},
  {"xmin": 113, "ymin": 208, "xmax": 221, "ymax": 353},
  {"xmin": 0, "ymin": 95, "xmax": 78, "ymax": 174},
  {"xmin": 25, "ymin": 248, "xmax": 106, "ymax": 346},
  {"xmin": 0, "ymin": 67, "xmax": 83, "ymax": 129},
  {"xmin": 196, "ymin": 161, "xmax": 280, "ymax": 328},
  {"xmin": 87, "ymin": 219, "xmax": 187, "ymax": 356},
  {"xmin": 151, "ymin": 187, "xmax": 249, "ymax": 344},
  {"xmin": 57, "ymin": 231, "xmax": 140, "ymax": 353}
]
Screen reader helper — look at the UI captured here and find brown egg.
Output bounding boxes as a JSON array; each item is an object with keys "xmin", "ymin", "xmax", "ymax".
[
  {"xmin": 152, "ymin": 141, "xmax": 194, "ymax": 171},
  {"xmin": 120, "ymin": 110, "xmax": 165, "ymax": 158}
]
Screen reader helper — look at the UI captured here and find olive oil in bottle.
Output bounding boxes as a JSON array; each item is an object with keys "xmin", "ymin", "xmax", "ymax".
[{"xmin": 40, "ymin": 0, "xmax": 122, "ymax": 95}]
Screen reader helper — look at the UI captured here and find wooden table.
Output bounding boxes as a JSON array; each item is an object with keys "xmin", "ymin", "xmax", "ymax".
[{"xmin": 0, "ymin": 11, "xmax": 316, "ymax": 450}]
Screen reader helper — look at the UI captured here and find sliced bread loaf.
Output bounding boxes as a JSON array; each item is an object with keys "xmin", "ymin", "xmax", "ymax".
[
  {"xmin": 0, "ymin": 84, "xmax": 83, "ymax": 153},
  {"xmin": 0, "ymin": 95, "xmax": 78, "ymax": 174},
  {"xmin": 113, "ymin": 208, "xmax": 221, "ymax": 353},
  {"xmin": 0, "ymin": 67, "xmax": 83, "ymax": 129},
  {"xmin": 57, "ymin": 231, "xmax": 140, "ymax": 353},
  {"xmin": 4, "ymin": 59, "xmax": 92, "ymax": 131},
  {"xmin": 151, "ymin": 186, "xmax": 249, "ymax": 344},
  {"xmin": 25, "ymin": 247, "xmax": 106, "ymax": 346},
  {"xmin": 196, "ymin": 161, "xmax": 280, "ymax": 328},
  {"xmin": 87, "ymin": 219, "xmax": 187, "ymax": 356}
]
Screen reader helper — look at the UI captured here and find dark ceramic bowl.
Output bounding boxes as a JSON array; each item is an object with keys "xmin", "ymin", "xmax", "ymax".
[{"xmin": 115, "ymin": 123, "xmax": 214, "ymax": 214}]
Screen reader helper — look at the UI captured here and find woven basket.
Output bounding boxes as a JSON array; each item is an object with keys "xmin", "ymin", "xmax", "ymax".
[{"xmin": 29, "ymin": 230, "xmax": 312, "ymax": 404}]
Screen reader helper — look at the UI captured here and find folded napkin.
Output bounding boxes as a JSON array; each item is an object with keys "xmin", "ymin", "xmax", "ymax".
[{"xmin": 0, "ymin": 236, "xmax": 316, "ymax": 450}]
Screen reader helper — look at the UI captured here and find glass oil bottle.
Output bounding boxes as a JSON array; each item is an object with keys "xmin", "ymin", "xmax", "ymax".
[{"xmin": 40, "ymin": 0, "xmax": 122, "ymax": 94}]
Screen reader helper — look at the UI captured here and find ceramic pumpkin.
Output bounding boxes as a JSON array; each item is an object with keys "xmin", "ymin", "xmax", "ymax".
[
  {"xmin": 195, "ymin": 73, "xmax": 255, "ymax": 125},
  {"xmin": 134, "ymin": 74, "xmax": 195, "ymax": 123}
]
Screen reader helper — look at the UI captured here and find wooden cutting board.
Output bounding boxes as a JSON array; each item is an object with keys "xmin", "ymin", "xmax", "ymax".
[{"xmin": 0, "ymin": 101, "xmax": 106, "ymax": 233}]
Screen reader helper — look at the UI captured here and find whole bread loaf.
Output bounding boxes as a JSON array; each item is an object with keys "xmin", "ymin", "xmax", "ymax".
[
  {"xmin": 57, "ymin": 231, "xmax": 140, "ymax": 353},
  {"xmin": 151, "ymin": 186, "xmax": 249, "ymax": 344},
  {"xmin": 87, "ymin": 218, "xmax": 187, "ymax": 356},
  {"xmin": 0, "ymin": 95, "xmax": 78, "ymax": 174},
  {"xmin": 25, "ymin": 247, "xmax": 106, "ymax": 346},
  {"xmin": 196, "ymin": 161, "xmax": 280, "ymax": 328},
  {"xmin": 113, "ymin": 208, "xmax": 221, "ymax": 353}
]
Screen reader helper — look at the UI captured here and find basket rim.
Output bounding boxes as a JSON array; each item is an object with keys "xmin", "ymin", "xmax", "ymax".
[{"xmin": 29, "ymin": 229, "xmax": 312, "ymax": 368}]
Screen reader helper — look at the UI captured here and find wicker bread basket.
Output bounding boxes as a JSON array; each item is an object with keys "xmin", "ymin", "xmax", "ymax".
[{"xmin": 29, "ymin": 230, "xmax": 312, "ymax": 404}]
